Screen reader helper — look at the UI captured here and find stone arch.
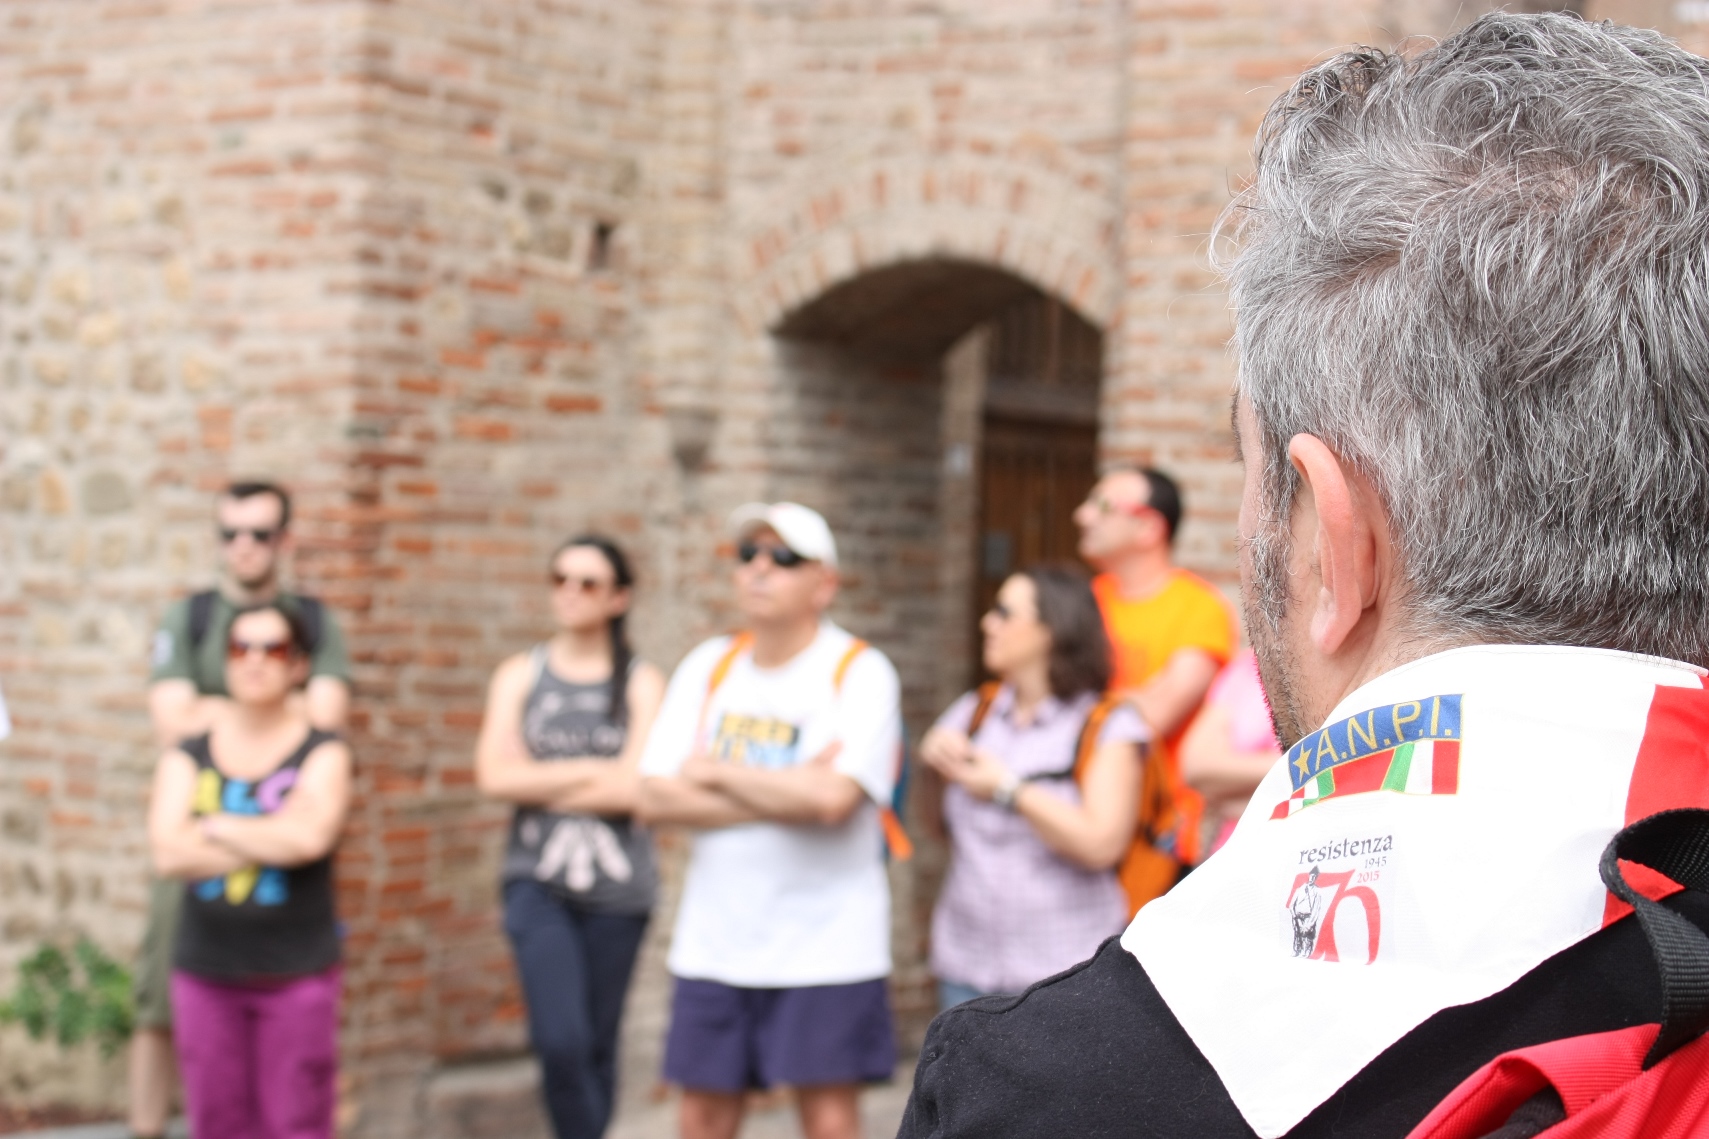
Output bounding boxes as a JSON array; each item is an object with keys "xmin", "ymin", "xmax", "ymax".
[{"xmin": 733, "ymin": 154, "xmax": 1119, "ymax": 336}]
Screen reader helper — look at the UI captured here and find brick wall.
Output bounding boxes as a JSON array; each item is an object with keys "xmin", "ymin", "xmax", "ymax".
[
  {"xmin": 0, "ymin": 0, "xmax": 372, "ymax": 1109},
  {"xmin": 2, "ymin": 0, "xmax": 1694, "ymax": 1132}
]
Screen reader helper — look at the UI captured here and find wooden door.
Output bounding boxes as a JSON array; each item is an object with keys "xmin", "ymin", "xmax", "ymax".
[{"xmin": 973, "ymin": 415, "xmax": 1098, "ymax": 681}]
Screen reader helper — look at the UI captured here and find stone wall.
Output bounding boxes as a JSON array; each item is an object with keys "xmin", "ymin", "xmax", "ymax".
[
  {"xmin": 332, "ymin": 3, "xmax": 671, "ymax": 1121},
  {"xmin": 3, "ymin": 0, "xmax": 1703, "ymax": 1132},
  {"xmin": 0, "ymin": 0, "xmax": 372, "ymax": 1110}
]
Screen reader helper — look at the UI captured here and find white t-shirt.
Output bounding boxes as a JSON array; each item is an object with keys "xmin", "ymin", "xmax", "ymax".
[
  {"xmin": 641, "ymin": 621, "xmax": 901, "ymax": 988},
  {"xmin": 0, "ymin": 682, "xmax": 10, "ymax": 740}
]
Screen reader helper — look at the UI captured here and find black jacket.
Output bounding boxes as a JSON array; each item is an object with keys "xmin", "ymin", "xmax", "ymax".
[{"xmin": 897, "ymin": 891, "xmax": 1709, "ymax": 1139}]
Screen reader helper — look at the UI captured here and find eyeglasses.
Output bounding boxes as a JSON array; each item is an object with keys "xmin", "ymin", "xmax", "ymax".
[
  {"xmin": 219, "ymin": 526, "xmax": 280, "ymax": 545},
  {"xmin": 736, "ymin": 541, "xmax": 812, "ymax": 569},
  {"xmin": 1085, "ymin": 493, "xmax": 1152, "ymax": 519},
  {"xmin": 550, "ymin": 571, "xmax": 614, "ymax": 593},
  {"xmin": 227, "ymin": 638, "xmax": 294, "ymax": 663}
]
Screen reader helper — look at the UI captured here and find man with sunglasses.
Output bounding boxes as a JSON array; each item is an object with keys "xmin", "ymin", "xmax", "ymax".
[
  {"xmin": 128, "ymin": 480, "xmax": 350, "ymax": 1139},
  {"xmin": 1075, "ymin": 467, "xmax": 1234, "ymax": 911},
  {"xmin": 639, "ymin": 502, "xmax": 903, "ymax": 1139}
]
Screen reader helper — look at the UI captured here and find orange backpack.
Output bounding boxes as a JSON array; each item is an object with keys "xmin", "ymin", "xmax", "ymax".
[
  {"xmin": 966, "ymin": 682, "xmax": 1178, "ymax": 913},
  {"xmin": 697, "ymin": 633, "xmax": 913, "ymax": 861}
]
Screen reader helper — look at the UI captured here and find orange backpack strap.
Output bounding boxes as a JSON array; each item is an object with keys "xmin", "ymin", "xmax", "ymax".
[
  {"xmin": 1073, "ymin": 696, "xmax": 1171, "ymax": 843},
  {"xmin": 966, "ymin": 681, "xmax": 1003, "ymax": 738},
  {"xmin": 1072, "ymin": 695, "xmax": 1124, "ymax": 785},
  {"xmin": 828, "ymin": 637, "xmax": 914, "ymax": 862},
  {"xmin": 692, "ymin": 632, "xmax": 754, "ymax": 749},
  {"xmin": 832, "ymin": 638, "xmax": 868, "ymax": 691}
]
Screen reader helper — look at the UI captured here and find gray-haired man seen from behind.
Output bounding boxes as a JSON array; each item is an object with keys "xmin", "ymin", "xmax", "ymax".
[{"xmin": 899, "ymin": 13, "xmax": 1709, "ymax": 1139}]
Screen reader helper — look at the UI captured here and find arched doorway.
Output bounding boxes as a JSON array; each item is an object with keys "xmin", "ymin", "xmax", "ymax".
[
  {"xmin": 771, "ymin": 258, "xmax": 1104, "ymax": 1038},
  {"xmin": 774, "ymin": 259, "xmax": 1104, "ymax": 703}
]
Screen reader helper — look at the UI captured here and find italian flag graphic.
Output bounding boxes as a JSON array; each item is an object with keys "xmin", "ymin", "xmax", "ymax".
[{"xmin": 1270, "ymin": 739, "xmax": 1461, "ymax": 819}]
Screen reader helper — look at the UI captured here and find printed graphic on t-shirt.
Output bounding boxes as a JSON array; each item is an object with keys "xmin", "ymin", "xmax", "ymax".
[
  {"xmin": 520, "ymin": 814, "xmax": 635, "ymax": 892},
  {"xmin": 712, "ymin": 713, "xmax": 801, "ymax": 769},
  {"xmin": 192, "ymin": 766, "xmax": 295, "ymax": 906},
  {"xmin": 523, "ymin": 687, "xmax": 625, "ymax": 757}
]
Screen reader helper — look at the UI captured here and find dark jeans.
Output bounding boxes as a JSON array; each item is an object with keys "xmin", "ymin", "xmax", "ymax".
[{"xmin": 503, "ymin": 880, "xmax": 649, "ymax": 1139}]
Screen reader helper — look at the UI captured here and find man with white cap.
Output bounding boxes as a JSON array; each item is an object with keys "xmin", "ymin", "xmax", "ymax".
[{"xmin": 638, "ymin": 502, "xmax": 903, "ymax": 1139}]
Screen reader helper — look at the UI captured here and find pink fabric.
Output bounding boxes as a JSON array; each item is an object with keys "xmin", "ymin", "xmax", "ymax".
[
  {"xmin": 172, "ymin": 967, "xmax": 339, "ymax": 1139},
  {"xmin": 1207, "ymin": 648, "xmax": 1279, "ymax": 754}
]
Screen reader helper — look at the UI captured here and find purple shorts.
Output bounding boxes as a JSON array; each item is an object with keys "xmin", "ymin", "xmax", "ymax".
[{"xmin": 663, "ymin": 976, "xmax": 897, "ymax": 1092}]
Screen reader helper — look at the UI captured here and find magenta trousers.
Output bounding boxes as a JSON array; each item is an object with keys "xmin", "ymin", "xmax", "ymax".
[{"xmin": 171, "ymin": 967, "xmax": 340, "ymax": 1139}]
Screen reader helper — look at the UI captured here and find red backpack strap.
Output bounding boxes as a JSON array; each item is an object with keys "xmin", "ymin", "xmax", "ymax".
[
  {"xmin": 1408, "ymin": 809, "xmax": 1709, "ymax": 1139},
  {"xmin": 692, "ymin": 632, "xmax": 753, "ymax": 750}
]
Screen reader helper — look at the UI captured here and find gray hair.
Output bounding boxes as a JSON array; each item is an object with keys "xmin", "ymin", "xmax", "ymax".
[{"xmin": 1222, "ymin": 12, "xmax": 1709, "ymax": 668}]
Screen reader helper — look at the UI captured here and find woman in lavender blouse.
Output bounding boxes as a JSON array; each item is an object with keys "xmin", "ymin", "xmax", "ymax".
[{"xmin": 920, "ymin": 566, "xmax": 1149, "ymax": 1011}]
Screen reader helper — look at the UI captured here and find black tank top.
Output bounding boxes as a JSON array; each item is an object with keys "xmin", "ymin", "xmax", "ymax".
[
  {"xmin": 174, "ymin": 728, "xmax": 342, "ymax": 981},
  {"xmin": 499, "ymin": 648, "xmax": 657, "ymax": 914}
]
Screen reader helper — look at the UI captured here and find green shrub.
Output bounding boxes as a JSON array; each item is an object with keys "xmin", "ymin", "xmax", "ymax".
[{"xmin": 0, "ymin": 939, "xmax": 133, "ymax": 1057}]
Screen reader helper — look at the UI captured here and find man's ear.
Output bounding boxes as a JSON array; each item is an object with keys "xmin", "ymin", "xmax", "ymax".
[
  {"xmin": 813, "ymin": 568, "xmax": 840, "ymax": 611},
  {"xmin": 1288, "ymin": 434, "xmax": 1377, "ymax": 655},
  {"xmin": 1141, "ymin": 509, "xmax": 1169, "ymax": 549}
]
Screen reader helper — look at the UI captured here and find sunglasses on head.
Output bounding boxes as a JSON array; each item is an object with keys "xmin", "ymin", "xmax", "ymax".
[
  {"xmin": 550, "ymin": 571, "xmax": 614, "ymax": 593},
  {"xmin": 227, "ymin": 637, "xmax": 294, "ymax": 663},
  {"xmin": 219, "ymin": 526, "xmax": 280, "ymax": 545},
  {"xmin": 736, "ymin": 540, "xmax": 811, "ymax": 569}
]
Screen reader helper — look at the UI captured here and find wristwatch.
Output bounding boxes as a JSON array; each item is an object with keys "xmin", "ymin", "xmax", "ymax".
[{"xmin": 991, "ymin": 773, "xmax": 1023, "ymax": 811}]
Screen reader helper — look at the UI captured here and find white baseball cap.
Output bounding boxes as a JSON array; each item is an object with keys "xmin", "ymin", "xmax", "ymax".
[{"xmin": 728, "ymin": 502, "xmax": 839, "ymax": 568}]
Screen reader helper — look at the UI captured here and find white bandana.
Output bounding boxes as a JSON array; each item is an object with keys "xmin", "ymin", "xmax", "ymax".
[{"xmin": 1125, "ymin": 645, "xmax": 1709, "ymax": 1138}]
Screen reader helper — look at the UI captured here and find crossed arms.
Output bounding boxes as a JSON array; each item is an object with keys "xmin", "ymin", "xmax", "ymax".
[
  {"xmin": 474, "ymin": 652, "xmax": 667, "ymax": 816},
  {"xmin": 636, "ymin": 743, "xmax": 867, "ymax": 829},
  {"xmin": 150, "ymin": 738, "xmax": 353, "ymax": 879}
]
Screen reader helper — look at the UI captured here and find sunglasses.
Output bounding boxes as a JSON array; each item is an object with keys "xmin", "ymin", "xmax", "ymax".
[
  {"xmin": 736, "ymin": 541, "xmax": 812, "ymax": 569},
  {"xmin": 219, "ymin": 526, "xmax": 280, "ymax": 545},
  {"xmin": 227, "ymin": 638, "xmax": 295, "ymax": 663},
  {"xmin": 550, "ymin": 571, "xmax": 614, "ymax": 593},
  {"xmin": 987, "ymin": 602, "xmax": 1016, "ymax": 622},
  {"xmin": 1086, "ymin": 493, "xmax": 1156, "ymax": 520}
]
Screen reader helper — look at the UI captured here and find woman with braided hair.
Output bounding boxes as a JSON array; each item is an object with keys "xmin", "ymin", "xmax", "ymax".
[{"xmin": 476, "ymin": 535, "xmax": 665, "ymax": 1139}]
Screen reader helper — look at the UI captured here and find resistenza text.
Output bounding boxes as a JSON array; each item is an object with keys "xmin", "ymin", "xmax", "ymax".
[{"xmin": 1298, "ymin": 834, "xmax": 1393, "ymax": 865}]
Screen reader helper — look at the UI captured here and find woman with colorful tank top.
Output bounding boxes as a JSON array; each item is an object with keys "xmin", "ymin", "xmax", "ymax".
[
  {"xmin": 148, "ymin": 601, "xmax": 353, "ymax": 1139},
  {"xmin": 476, "ymin": 535, "xmax": 664, "ymax": 1139},
  {"xmin": 920, "ymin": 566, "xmax": 1150, "ymax": 1012}
]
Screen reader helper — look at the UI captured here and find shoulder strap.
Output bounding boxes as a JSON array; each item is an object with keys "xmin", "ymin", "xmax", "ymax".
[
  {"xmin": 187, "ymin": 590, "xmax": 218, "ymax": 652},
  {"xmin": 707, "ymin": 633, "xmax": 753, "ymax": 695},
  {"xmin": 294, "ymin": 594, "xmax": 324, "ymax": 655},
  {"xmin": 179, "ymin": 731, "xmax": 215, "ymax": 766},
  {"xmin": 832, "ymin": 638, "xmax": 868, "ymax": 692},
  {"xmin": 1072, "ymin": 696, "xmax": 1124, "ymax": 785},
  {"xmin": 966, "ymin": 682, "xmax": 1002, "ymax": 737},
  {"xmin": 1600, "ymin": 808, "xmax": 1709, "ymax": 1067},
  {"xmin": 692, "ymin": 633, "xmax": 754, "ymax": 748},
  {"xmin": 292, "ymin": 728, "xmax": 342, "ymax": 765},
  {"xmin": 527, "ymin": 644, "xmax": 548, "ymax": 690},
  {"xmin": 823, "ymin": 636, "xmax": 916, "ymax": 863}
]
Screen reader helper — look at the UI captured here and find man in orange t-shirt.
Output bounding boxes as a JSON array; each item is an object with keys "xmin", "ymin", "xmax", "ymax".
[{"xmin": 1075, "ymin": 467, "xmax": 1234, "ymax": 914}]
